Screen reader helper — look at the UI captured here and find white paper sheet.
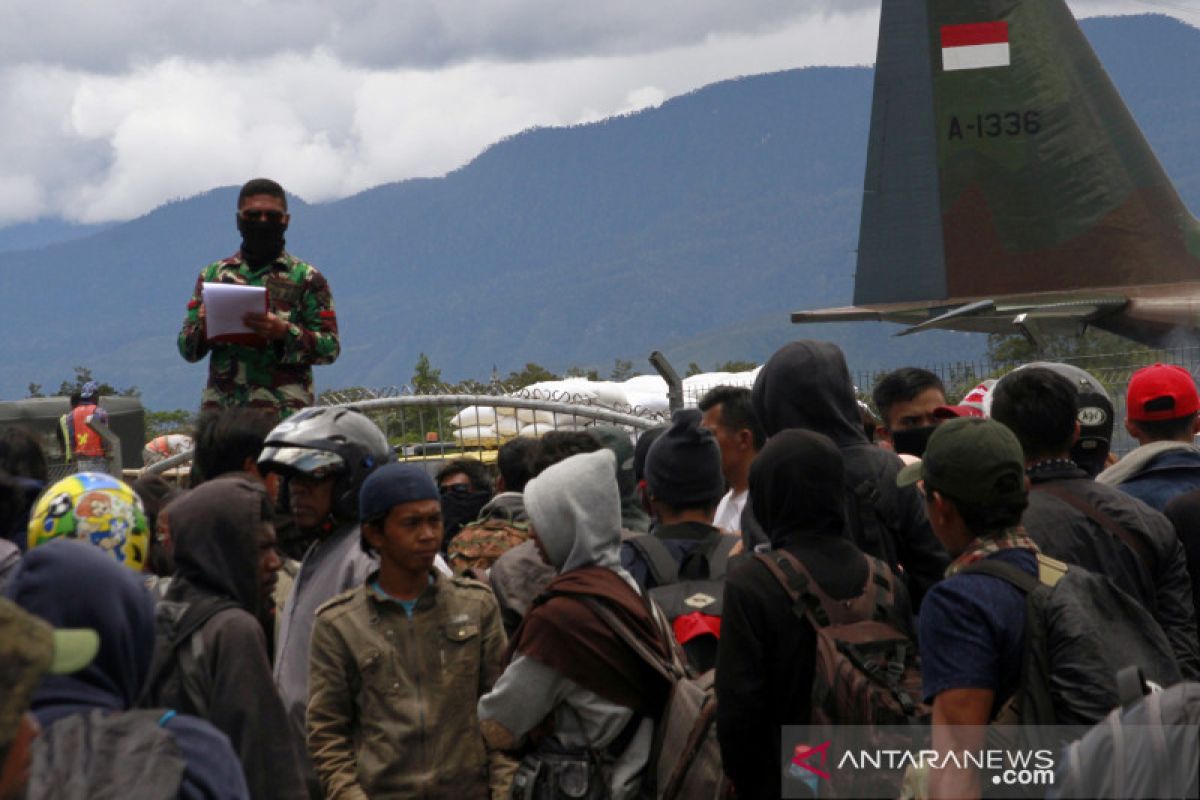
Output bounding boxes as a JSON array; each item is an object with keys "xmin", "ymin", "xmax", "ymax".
[{"xmin": 201, "ymin": 282, "xmax": 267, "ymax": 339}]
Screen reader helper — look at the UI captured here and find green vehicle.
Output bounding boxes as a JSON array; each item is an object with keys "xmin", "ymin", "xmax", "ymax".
[{"xmin": 0, "ymin": 396, "xmax": 145, "ymax": 479}]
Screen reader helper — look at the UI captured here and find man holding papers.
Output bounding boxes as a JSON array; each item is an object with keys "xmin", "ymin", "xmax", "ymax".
[{"xmin": 178, "ymin": 178, "xmax": 340, "ymax": 419}]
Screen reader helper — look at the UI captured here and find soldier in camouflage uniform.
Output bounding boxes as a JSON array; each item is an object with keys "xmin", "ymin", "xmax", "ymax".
[{"xmin": 178, "ymin": 178, "xmax": 339, "ymax": 419}]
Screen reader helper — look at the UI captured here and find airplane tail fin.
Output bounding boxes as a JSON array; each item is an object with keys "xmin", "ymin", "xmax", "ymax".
[{"xmin": 855, "ymin": 0, "xmax": 1200, "ymax": 307}]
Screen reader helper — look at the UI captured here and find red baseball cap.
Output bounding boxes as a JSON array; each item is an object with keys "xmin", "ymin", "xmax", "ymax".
[
  {"xmin": 933, "ymin": 404, "xmax": 984, "ymax": 420},
  {"xmin": 1126, "ymin": 364, "xmax": 1200, "ymax": 422}
]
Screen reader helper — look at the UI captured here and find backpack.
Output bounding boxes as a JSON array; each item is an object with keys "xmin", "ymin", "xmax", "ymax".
[
  {"xmin": 757, "ymin": 550, "xmax": 926, "ymax": 798},
  {"xmin": 1054, "ymin": 671, "xmax": 1200, "ymax": 798},
  {"xmin": 139, "ymin": 595, "xmax": 240, "ymax": 717},
  {"xmin": 756, "ymin": 549, "xmax": 927, "ymax": 727},
  {"xmin": 961, "ymin": 553, "xmax": 1181, "ymax": 726},
  {"xmin": 845, "ymin": 480, "xmax": 900, "ymax": 578},
  {"xmin": 581, "ymin": 596, "xmax": 729, "ymax": 800},
  {"xmin": 448, "ymin": 516, "xmax": 531, "ymax": 574},
  {"xmin": 29, "ymin": 708, "xmax": 186, "ymax": 799},
  {"xmin": 625, "ymin": 532, "xmax": 739, "ymax": 673}
]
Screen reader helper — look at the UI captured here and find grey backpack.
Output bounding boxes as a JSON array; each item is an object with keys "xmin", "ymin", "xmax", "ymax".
[
  {"xmin": 1052, "ymin": 671, "xmax": 1200, "ymax": 799},
  {"xmin": 29, "ymin": 708, "xmax": 185, "ymax": 799}
]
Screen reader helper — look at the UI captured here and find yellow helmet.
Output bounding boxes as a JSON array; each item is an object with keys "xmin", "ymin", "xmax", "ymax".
[{"xmin": 28, "ymin": 473, "xmax": 149, "ymax": 572}]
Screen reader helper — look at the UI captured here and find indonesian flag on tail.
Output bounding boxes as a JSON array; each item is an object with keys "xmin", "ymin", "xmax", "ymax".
[{"xmin": 941, "ymin": 22, "xmax": 1010, "ymax": 71}]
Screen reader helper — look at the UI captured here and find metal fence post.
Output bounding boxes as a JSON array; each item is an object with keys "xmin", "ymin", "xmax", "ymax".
[{"xmin": 649, "ymin": 351, "xmax": 683, "ymax": 414}]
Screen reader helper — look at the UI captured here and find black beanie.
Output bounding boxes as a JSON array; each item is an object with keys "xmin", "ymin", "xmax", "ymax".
[{"xmin": 645, "ymin": 409, "xmax": 725, "ymax": 508}]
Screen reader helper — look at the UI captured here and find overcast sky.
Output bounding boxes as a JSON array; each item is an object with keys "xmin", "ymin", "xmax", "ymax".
[{"xmin": 0, "ymin": 0, "xmax": 1190, "ymax": 226}]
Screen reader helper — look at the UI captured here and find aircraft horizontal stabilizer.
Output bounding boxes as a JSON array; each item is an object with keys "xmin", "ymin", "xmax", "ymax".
[
  {"xmin": 792, "ymin": 294, "xmax": 1129, "ymax": 337},
  {"xmin": 895, "ymin": 295, "xmax": 1128, "ymax": 336},
  {"xmin": 789, "ymin": 306, "xmax": 887, "ymax": 324}
]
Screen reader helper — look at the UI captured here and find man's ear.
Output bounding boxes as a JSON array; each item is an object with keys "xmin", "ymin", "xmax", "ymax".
[
  {"xmin": 735, "ymin": 428, "xmax": 754, "ymax": 452},
  {"xmin": 1071, "ymin": 420, "xmax": 1081, "ymax": 447},
  {"xmin": 362, "ymin": 521, "xmax": 384, "ymax": 550}
]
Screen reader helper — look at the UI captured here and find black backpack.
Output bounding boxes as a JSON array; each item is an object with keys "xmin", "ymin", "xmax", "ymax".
[
  {"xmin": 626, "ymin": 531, "xmax": 739, "ymax": 673},
  {"xmin": 139, "ymin": 595, "xmax": 239, "ymax": 716},
  {"xmin": 962, "ymin": 553, "xmax": 1181, "ymax": 726}
]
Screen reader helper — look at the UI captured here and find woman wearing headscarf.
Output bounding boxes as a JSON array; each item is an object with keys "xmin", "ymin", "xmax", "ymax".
[
  {"xmin": 714, "ymin": 429, "xmax": 914, "ymax": 800},
  {"xmin": 477, "ymin": 449, "xmax": 671, "ymax": 800}
]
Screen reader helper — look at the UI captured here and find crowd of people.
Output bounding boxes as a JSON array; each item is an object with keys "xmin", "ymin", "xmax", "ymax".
[{"xmin": 3, "ymin": 338, "xmax": 1200, "ymax": 799}]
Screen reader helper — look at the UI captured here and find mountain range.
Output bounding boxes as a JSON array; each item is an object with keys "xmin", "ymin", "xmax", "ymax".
[{"xmin": 2, "ymin": 14, "xmax": 1197, "ymax": 410}]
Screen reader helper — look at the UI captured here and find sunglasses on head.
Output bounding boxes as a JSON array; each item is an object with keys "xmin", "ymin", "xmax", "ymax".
[{"xmin": 239, "ymin": 209, "xmax": 286, "ymax": 223}]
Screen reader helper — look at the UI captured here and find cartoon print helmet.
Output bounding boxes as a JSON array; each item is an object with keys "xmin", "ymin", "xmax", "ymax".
[
  {"xmin": 257, "ymin": 407, "xmax": 393, "ymax": 521},
  {"xmin": 28, "ymin": 472, "xmax": 150, "ymax": 571},
  {"xmin": 990, "ymin": 362, "xmax": 1114, "ymax": 477}
]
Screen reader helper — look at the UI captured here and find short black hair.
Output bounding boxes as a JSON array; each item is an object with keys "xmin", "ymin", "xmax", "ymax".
[
  {"xmin": 871, "ymin": 368, "xmax": 945, "ymax": 429},
  {"xmin": 532, "ymin": 431, "xmax": 602, "ymax": 476},
  {"xmin": 1130, "ymin": 413, "xmax": 1198, "ymax": 442},
  {"xmin": 192, "ymin": 408, "xmax": 279, "ymax": 484},
  {"xmin": 990, "ymin": 367, "xmax": 1077, "ymax": 461},
  {"xmin": 69, "ymin": 391, "xmax": 82, "ymax": 408},
  {"xmin": 698, "ymin": 385, "xmax": 766, "ymax": 450},
  {"xmin": 497, "ymin": 437, "xmax": 540, "ymax": 493},
  {"xmin": 937, "ymin": 489, "xmax": 1027, "ymax": 536},
  {"xmin": 435, "ymin": 458, "xmax": 494, "ymax": 494},
  {"xmin": 238, "ymin": 178, "xmax": 287, "ymax": 210}
]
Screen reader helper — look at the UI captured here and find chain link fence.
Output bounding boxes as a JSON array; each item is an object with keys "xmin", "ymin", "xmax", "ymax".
[
  {"xmin": 142, "ymin": 345, "xmax": 1200, "ymax": 475},
  {"xmin": 854, "ymin": 344, "xmax": 1200, "ymax": 456},
  {"xmin": 318, "ymin": 383, "xmax": 669, "ymax": 464}
]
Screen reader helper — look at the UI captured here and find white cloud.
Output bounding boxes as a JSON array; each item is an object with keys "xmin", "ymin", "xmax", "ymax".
[{"xmin": 0, "ymin": 2, "xmax": 1190, "ymax": 225}]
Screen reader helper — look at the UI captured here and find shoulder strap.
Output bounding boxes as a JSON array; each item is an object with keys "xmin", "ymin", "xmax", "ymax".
[
  {"xmin": 1115, "ymin": 665, "xmax": 1148, "ymax": 709},
  {"xmin": 850, "ymin": 479, "xmax": 899, "ymax": 567},
  {"xmin": 138, "ymin": 597, "xmax": 240, "ymax": 709},
  {"xmin": 959, "ymin": 558, "xmax": 1041, "ymax": 594},
  {"xmin": 705, "ymin": 534, "xmax": 740, "ymax": 580},
  {"xmin": 754, "ymin": 550, "xmax": 836, "ymax": 628},
  {"xmin": 1033, "ymin": 482, "xmax": 1155, "ymax": 570},
  {"xmin": 577, "ymin": 595, "xmax": 681, "ymax": 684},
  {"xmin": 628, "ymin": 535, "xmax": 680, "ymax": 586}
]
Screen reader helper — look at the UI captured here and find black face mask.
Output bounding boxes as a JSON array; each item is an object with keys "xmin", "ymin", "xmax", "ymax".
[
  {"xmin": 891, "ymin": 424, "xmax": 938, "ymax": 458},
  {"xmin": 439, "ymin": 486, "xmax": 492, "ymax": 550},
  {"xmin": 237, "ymin": 215, "xmax": 287, "ymax": 266}
]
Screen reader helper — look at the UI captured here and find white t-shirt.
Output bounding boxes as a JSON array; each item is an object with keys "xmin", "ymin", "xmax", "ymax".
[{"xmin": 713, "ymin": 488, "xmax": 748, "ymax": 534}]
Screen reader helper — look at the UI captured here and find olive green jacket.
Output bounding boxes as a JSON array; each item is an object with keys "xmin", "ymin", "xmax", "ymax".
[{"xmin": 307, "ymin": 570, "xmax": 514, "ymax": 799}]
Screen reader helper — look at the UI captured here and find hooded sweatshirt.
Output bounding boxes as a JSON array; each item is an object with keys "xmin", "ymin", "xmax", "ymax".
[
  {"xmin": 147, "ymin": 475, "xmax": 306, "ymax": 800},
  {"xmin": 6, "ymin": 538, "xmax": 249, "ymax": 800},
  {"xmin": 479, "ymin": 450, "xmax": 668, "ymax": 800},
  {"xmin": 716, "ymin": 430, "xmax": 913, "ymax": 800},
  {"xmin": 592, "ymin": 426, "xmax": 652, "ymax": 534},
  {"xmin": 751, "ymin": 340, "xmax": 948, "ymax": 608}
]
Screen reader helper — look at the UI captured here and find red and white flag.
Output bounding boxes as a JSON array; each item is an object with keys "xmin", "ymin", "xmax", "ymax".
[{"xmin": 941, "ymin": 22, "xmax": 1010, "ymax": 71}]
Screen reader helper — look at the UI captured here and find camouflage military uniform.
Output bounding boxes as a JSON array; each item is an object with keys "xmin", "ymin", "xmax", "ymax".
[
  {"xmin": 178, "ymin": 252, "xmax": 339, "ymax": 418},
  {"xmin": 448, "ymin": 518, "xmax": 531, "ymax": 575}
]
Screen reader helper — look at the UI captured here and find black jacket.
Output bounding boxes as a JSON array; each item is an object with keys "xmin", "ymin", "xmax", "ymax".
[
  {"xmin": 144, "ymin": 475, "xmax": 306, "ymax": 800},
  {"xmin": 1164, "ymin": 488, "xmax": 1200, "ymax": 633},
  {"xmin": 715, "ymin": 535, "xmax": 913, "ymax": 800},
  {"xmin": 1023, "ymin": 461, "xmax": 1200, "ymax": 679},
  {"xmin": 751, "ymin": 341, "xmax": 949, "ymax": 608}
]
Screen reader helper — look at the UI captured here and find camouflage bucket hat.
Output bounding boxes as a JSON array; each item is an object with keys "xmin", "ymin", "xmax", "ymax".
[{"xmin": 0, "ymin": 597, "xmax": 99, "ymax": 747}]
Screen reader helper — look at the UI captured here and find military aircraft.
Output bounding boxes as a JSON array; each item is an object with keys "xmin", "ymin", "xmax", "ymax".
[{"xmin": 791, "ymin": 0, "xmax": 1200, "ymax": 347}]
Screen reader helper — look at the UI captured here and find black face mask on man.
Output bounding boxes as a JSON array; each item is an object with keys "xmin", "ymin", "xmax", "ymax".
[
  {"xmin": 891, "ymin": 424, "xmax": 938, "ymax": 458},
  {"xmin": 237, "ymin": 215, "xmax": 287, "ymax": 266}
]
